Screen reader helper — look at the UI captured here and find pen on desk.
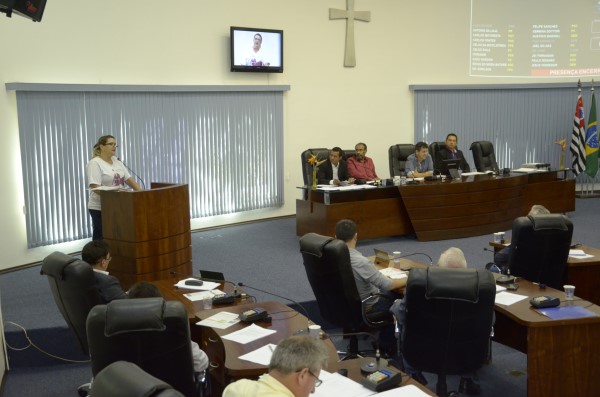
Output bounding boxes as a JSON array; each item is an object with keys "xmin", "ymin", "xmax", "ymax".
[{"xmin": 269, "ymin": 345, "xmax": 274, "ymax": 353}]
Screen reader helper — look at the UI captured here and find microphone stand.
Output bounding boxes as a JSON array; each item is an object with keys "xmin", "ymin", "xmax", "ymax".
[
  {"xmin": 118, "ymin": 157, "xmax": 146, "ymax": 190},
  {"xmin": 396, "ymin": 252, "xmax": 433, "ymax": 265}
]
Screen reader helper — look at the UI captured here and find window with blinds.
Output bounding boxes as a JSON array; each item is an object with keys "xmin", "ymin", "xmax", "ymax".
[{"xmin": 15, "ymin": 87, "xmax": 285, "ymax": 247}]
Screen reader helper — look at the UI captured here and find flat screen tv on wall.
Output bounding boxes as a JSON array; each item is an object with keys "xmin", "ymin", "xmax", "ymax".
[{"xmin": 230, "ymin": 26, "xmax": 283, "ymax": 73}]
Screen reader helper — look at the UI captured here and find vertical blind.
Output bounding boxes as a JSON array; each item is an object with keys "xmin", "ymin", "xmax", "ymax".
[
  {"xmin": 412, "ymin": 84, "xmax": 597, "ymax": 175},
  {"xmin": 17, "ymin": 89, "xmax": 284, "ymax": 248}
]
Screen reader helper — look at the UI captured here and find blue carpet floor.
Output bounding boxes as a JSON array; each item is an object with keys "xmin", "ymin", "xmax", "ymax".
[{"xmin": 1, "ymin": 198, "xmax": 598, "ymax": 396}]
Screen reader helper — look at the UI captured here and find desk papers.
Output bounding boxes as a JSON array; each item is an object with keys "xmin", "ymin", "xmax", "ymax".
[
  {"xmin": 313, "ymin": 370, "xmax": 375, "ymax": 397},
  {"xmin": 183, "ymin": 290, "xmax": 225, "ymax": 302},
  {"xmin": 569, "ymin": 249, "xmax": 595, "ymax": 260},
  {"xmin": 196, "ymin": 311, "xmax": 240, "ymax": 329},
  {"xmin": 222, "ymin": 323, "xmax": 276, "ymax": 344},
  {"xmin": 317, "ymin": 184, "xmax": 377, "ymax": 191},
  {"xmin": 495, "ymin": 291, "xmax": 528, "ymax": 306},
  {"xmin": 512, "ymin": 168, "xmax": 545, "ymax": 173},
  {"xmin": 174, "ymin": 278, "xmax": 220, "ymax": 291},
  {"xmin": 238, "ymin": 343, "xmax": 277, "ymax": 366},
  {"xmin": 313, "ymin": 372, "xmax": 430, "ymax": 397},
  {"xmin": 379, "ymin": 267, "xmax": 408, "ymax": 280},
  {"xmin": 376, "ymin": 385, "xmax": 433, "ymax": 396},
  {"xmin": 536, "ymin": 305, "xmax": 599, "ymax": 320},
  {"xmin": 495, "ymin": 285, "xmax": 507, "ymax": 293}
]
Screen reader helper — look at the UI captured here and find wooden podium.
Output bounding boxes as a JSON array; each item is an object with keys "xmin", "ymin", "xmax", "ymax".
[{"xmin": 101, "ymin": 182, "xmax": 192, "ymax": 289}]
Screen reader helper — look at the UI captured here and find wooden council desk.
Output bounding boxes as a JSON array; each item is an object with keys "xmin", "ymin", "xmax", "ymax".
[
  {"xmin": 195, "ymin": 300, "xmax": 434, "ymax": 396},
  {"xmin": 489, "ymin": 243, "xmax": 600, "ymax": 306},
  {"xmin": 493, "ymin": 278, "xmax": 600, "ymax": 397},
  {"xmin": 378, "ymin": 259, "xmax": 600, "ymax": 397},
  {"xmin": 296, "ymin": 171, "xmax": 575, "ymax": 241}
]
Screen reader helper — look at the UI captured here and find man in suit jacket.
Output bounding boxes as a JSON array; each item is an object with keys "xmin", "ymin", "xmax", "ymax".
[
  {"xmin": 82, "ymin": 240, "xmax": 128, "ymax": 304},
  {"xmin": 435, "ymin": 133, "xmax": 471, "ymax": 172},
  {"xmin": 316, "ymin": 147, "xmax": 355, "ymax": 185}
]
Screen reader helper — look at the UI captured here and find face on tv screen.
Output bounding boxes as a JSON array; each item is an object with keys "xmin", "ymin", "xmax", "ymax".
[{"xmin": 231, "ymin": 27, "xmax": 283, "ymax": 73}]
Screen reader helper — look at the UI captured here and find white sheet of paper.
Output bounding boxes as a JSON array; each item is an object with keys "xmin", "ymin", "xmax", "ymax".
[
  {"xmin": 174, "ymin": 278, "xmax": 220, "ymax": 291},
  {"xmin": 313, "ymin": 370, "xmax": 375, "ymax": 397},
  {"xmin": 222, "ymin": 323, "xmax": 277, "ymax": 344},
  {"xmin": 569, "ymin": 249, "xmax": 594, "ymax": 259},
  {"xmin": 376, "ymin": 384, "xmax": 433, "ymax": 396},
  {"xmin": 495, "ymin": 291, "xmax": 528, "ymax": 306},
  {"xmin": 196, "ymin": 311, "xmax": 240, "ymax": 329},
  {"xmin": 379, "ymin": 267, "xmax": 408, "ymax": 279},
  {"xmin": 183, "ymin": 290, "xmax": 224, "ymax": 302},
  {"xmin": 495, "ymin": 284, "xmax": 507, "ymax": 293},
  {"xmin": 238, "ymin": 343, "xmax": 277, "ymax": 366}
]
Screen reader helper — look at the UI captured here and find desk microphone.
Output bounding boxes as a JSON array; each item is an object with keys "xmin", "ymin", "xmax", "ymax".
[
  {"xmin": 397, "ymin": 252, "xmax": 433, "ymax": 265},
  {"xmin": 198, "ymin": 277, "xmax": 241, "ymax": 300},
  {"xmin": 237, "ymin": 282, "xmax": 312, "ymax": 331},
  {"xmin": 118, "ymin": 157, "xmax": 146, "ymax": 190},
  {"xmin": 483, "ymin": 247, "xmax": 495, "ymax": 254}
]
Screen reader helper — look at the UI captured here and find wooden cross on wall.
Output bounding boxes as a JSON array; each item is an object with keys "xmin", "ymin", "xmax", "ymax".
[{"xmin": 329, "ymin": 0, "xmax": 371, "ymax": 67}]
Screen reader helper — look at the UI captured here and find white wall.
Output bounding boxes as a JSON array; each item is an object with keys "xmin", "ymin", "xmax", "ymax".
[{"xmin": 0, "ymin": 0, "xmax": 581, "ymax": 270}]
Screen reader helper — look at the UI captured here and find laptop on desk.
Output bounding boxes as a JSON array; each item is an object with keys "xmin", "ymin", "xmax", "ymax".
[{"xmin": 374, "ymin": 249, "xmax": 392, "ymax": 266}]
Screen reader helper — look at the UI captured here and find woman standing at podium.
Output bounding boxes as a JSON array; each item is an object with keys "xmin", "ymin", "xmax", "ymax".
[{"xmin": 86, "ymin": 135, "xmax": 142, "ymax": 240}]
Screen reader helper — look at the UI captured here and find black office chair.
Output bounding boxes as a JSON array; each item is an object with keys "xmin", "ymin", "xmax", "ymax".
[
  {"xmin": 469, "ymin": 141, "xmax": 499, "ymax": 173},
  {"xmin": 41, "ymin": 251, "xmax": 102, "ymax": 396},
  {"xmin": 428, "ymin": 141, "xmax": 447, "ymax": 170},
  {"xmin": 300, "ymin": 148, "xmax": 329, "ymax": 186},
  {"xmin": 508, "ymin": 214, "xmax": 573, "ymax": 290},
  {"xmin": 402, "ymin": 267, "xmax": 496, "ymax": 397},
  {"xmin": 86, "ymin": 298, "xmax": 201, "ymax": 397},
  {"xmin": 388, "ymin": 144, "xmax": 415, "ymax": 177},
  {"xmin": 299, "ymin": 233, "xmax": 393, "ymax": 360},
  {"xmin": 90, "ymin": 361, "xmax": 185, "ymax": 397}
]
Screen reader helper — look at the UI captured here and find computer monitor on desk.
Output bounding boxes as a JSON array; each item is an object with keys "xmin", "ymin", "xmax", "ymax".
[{"xmin": 440, "ymin": 159, "xmax": 460, "ymax": 179}]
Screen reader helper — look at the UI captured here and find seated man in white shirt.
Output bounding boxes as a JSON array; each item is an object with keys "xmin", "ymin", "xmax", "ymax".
[
  {"xmin": 405, "ymin": 142, "xmax": 434, "ymax": 178},
  {"xmin": 223, "ymin": 335, "xmax": 328, "ymax": 397}
]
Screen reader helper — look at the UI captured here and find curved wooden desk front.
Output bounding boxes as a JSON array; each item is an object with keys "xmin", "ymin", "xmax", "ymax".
[
  {"xmin": 296, "ymin": 171, "xmax": 575, "ymax": 241},
  {"xmin": 400, "ymin": 172, "xmax": 575, "ymax": 241}
]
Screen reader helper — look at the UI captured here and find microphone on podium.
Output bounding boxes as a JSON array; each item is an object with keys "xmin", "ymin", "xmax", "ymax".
[
  {"xmin": 118, "ymin": 157, "xmax": 146, "ymax": 190},
  {"xmin": 237, "ymin": 282, "xmax": 312, "ymax": 331}
]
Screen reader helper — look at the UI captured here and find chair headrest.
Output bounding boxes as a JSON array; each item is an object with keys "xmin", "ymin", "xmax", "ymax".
[
  {"xmin": 425, "ymin": 268, "xmax": 479, "ymax": 303},
  {"xmin": 528, "ymin": 214, "xmax": 569, "ymax": 231},
  {"xmin": 299, "ymin": 233, "xmax": 335, "ymax": 258},
  {"xmin": 40, "ymin": 251, "xmax": 82, "ymax": 279},
  {"xmin": 104, "ymin": 298, "xmax": 167, "ymax": 336}
]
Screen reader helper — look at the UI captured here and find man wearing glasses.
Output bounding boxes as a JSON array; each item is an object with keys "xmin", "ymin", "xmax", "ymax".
[
  {"xmin": 82, "ymin": 240, "xmax": 127, "ymax": 304},
  {"xmin": 223, "ymin": 335, "xmax": 328, "ymax": 396}
]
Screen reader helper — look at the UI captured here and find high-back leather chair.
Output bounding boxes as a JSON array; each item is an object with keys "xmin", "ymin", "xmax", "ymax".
[
  {"xmin": 86, "ymin": 298, "xmax": 196, "ymax": 397},
  {"xmin": 90, "ymin": 361, "xmax": 185, "ymax": 397},
  {"xmin": 41, "ymin": 251, "xmax": 101, "ymax": 355},
  {"xmin": 402, "ymin": 267, "xmax": 495, "ymax": 397},
  {"xmin": 300, "ymin": 148, "xmax": 329, "ymax": 186},
  {"xmin": 301, "ymin": 148, "xmax": 357, "ymax": 186},
  {"xmin": 388, "ymin": 144, "xmax": 415, "ymax": 177},
  {"xmin": 508, "ymin": 214, "xmax": 573, "ymax": 290},
  {"xmin": 470, "ymin": 141, "xmax": 499, "ymax": 173},
  {"xmin": 299, "ymin": 233, "xmax": 392, "ymax": 358},
  {"xmin": 428, "ymin": 141, "xmax": 446, "ymax": 170}
]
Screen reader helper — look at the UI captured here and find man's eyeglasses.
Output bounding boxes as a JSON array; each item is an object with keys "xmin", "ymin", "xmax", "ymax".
[
  {"xmin": 104, "ymin": 142, "xmax": 118, "ymax": 147},
  {"xmin": 307, "ymin": 370, "xmax": 322, "ymax": 387}
]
